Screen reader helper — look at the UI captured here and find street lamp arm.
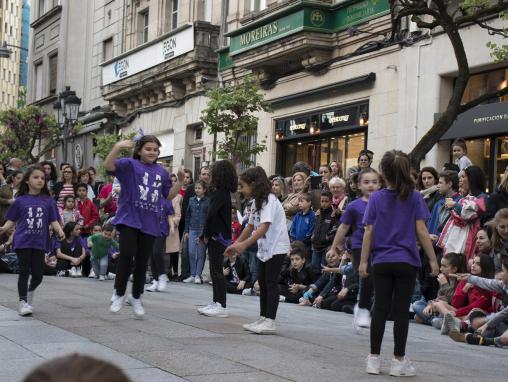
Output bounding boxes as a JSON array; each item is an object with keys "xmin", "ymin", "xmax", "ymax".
[{"xmin": 3, "ymin": 41, "xmax": 29, "ymax": 52}]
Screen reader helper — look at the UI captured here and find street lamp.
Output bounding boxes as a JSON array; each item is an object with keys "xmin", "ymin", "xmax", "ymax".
[
  {"xmin": 53, "ymin": 86, "xmax": 82, "ymax": 163},
  {"xmin": 0, "ymin": 40, "xmax": 28, "ymax": 58}
]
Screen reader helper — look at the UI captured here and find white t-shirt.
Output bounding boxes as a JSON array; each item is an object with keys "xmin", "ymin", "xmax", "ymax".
[
  {"xmin": 455, "ymin": 155, "xmax": 472, "ymax": 171},
  {"xmin": 248, "ymin": 193, "xmax": 290, "ymax": 262}
]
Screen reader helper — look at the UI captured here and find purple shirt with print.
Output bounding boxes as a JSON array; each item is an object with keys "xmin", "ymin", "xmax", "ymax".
[
  {"xmin": 5, "ymin": 195, "xmax": 59, "ymax": 252},
  {"xmin": 363, "ymin": 189, "xmax": 429, "ymax": 267},
  {"xmin": 340, "ymin": 198, "xmax": 367, "ymax": 249},
  {"xmin": 110, "ymin": 158, "xmax": 170, "ymax": 237}
]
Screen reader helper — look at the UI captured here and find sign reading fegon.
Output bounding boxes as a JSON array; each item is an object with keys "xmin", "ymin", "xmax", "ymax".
[{"xmin": 102, "ymin": 25, "xmax": 194, "ymax": 86}]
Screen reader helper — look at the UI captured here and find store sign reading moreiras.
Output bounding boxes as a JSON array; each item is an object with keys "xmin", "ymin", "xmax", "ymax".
[
  {"xmin": 289, "ymin": 121, "xmax": 307, "ymax": 131},
  {"xmin": 102, "ymin": 26, "xmax": 194, "ymax": 86}
]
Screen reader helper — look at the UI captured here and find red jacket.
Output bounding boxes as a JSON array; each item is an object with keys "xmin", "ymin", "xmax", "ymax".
[
  {"xmin": 77, "ymin": 198, "xmax": 99, "ymax": 235},
  {"xmin": 452, "ymin": 279, "xmax": 493, "ymax": 317}
]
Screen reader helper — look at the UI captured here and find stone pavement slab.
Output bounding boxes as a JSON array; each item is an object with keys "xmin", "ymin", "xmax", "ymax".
[{"xmin": 0, "ymin": 274, "xmax": 506, "ymax": 382}]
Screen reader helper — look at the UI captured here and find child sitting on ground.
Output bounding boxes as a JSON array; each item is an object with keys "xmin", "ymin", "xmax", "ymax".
[
  {"xmin": 278, "ymin": 246, "xmax": 320, "ymax": 303},
  {"xmin": 55, "ymin": 222, "xmax": 86, "ymax": 277},
  {"xmin": 223, "ymin": 251, "xmax": 251, "ymax": 294},
  {"xmin": 87, "ymin": 224, "xmax": 119, "ymax": 281}
]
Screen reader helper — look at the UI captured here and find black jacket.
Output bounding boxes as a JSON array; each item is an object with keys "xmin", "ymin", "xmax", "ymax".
[
  {"xmin": 279, "ymin": 263, "xmax": 320, "ymax": 287},
  {"xmin": 223, "ymin": 256, "xmax": 251, "ymax": 284},
  {"xmin": 311, "ymin": 207, "xmax": 337, "ymax": 250},
  {"xmin": 204, "ymin": 189, "xmax": 232, "ymax": 240},
  {"xmin": 484, "ymin": 190, "xmax": 508, "ymax": 225}
]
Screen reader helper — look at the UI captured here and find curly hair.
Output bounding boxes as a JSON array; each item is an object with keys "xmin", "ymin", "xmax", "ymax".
[
  {"xmin": 210, "ymin": 160, "xmax": 238, "ymax": 193},
  {"xmin": 240, "ymin": 166, "xmax": 271, "ymax": 211}
]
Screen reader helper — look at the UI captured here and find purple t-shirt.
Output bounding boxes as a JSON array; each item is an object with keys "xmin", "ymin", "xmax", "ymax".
[
  {"xmin": 340, "ymin": 198, "xmax": 367, "ymax": 249},
  {"xmin": 363, "ymin": 189, "xmax": 429, "ymax": 267},
  {"xmin": 110, "ymin": 158, "xmax": 171, "ymax": 237},
  {"xmin": 5, "ymin": 195, "xmax": 59, "ymax": 252}
]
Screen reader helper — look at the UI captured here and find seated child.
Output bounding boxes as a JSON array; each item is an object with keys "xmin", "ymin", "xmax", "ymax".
[
  {"xmin": 278, "ymin": 246, "xmax": 320, "ymax": 303},
  {"xmin": 55, "ymin": 222, "xmax": 86, "ymax": 277},
  {"xmin": 223, "ymin": 251, "xmax": 251, "ymax": 294},
  {"xmin": 87, "ymin": 223, "xmax": 119, "ymax": 281},
  {"xmin": 59, "ymin": 195, "xmax": 84, "ymax": 226}
]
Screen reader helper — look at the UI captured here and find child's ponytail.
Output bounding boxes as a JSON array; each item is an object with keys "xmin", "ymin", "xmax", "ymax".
[{"xmin": 380, "ymin": 150, "xmax": 414, "ymax": 200}]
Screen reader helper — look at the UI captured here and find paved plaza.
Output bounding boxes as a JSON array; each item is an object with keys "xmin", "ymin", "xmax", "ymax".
[{"xmin": 0, "ymin": 274, "xmax": 505, "ymax": 382}]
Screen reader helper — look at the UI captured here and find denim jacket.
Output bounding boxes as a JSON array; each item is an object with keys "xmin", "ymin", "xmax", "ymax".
[{"xmin": 185, "ymin": 195, "xmax": 209, "ymax": 234}]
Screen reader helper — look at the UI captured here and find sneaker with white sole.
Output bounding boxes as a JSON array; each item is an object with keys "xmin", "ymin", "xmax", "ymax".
[
  {"xmin": 88, "ymin": 270, "xmax": 96, "ymax": 278},
  {"xmin": 197, "ymin": 302, "xmax": 216, "ymax": 314},
  {"xmin": 249, "ymin": 318, "xmax": 276, "ymax": 334},
  {"xmin": 99, "ymin": 275, "xmax": 106, "ymax": 281},
  {"xmin": 243, "ymin": 316, "xmax": 266, "ymax": 331},
  {"xmin": 19, "ymin": 301, "xmax": 33, "ymax": 316},
  {"xmin": 279, "ymin": 295, "xmax": 286, "ymax": 302},
  {"xmin": 194, "ymin": 275, "xmax": 202, "ymax": 284},
  {"xmin": 366, "ymin": 355, "xmax": 381, "ymax": 375},
  {"xmin": 157, "ymin": 274, "xmax": 168, "ymax": 291},
  {"xmin": 74, "ymin": 266, "xmax": 82, "ymax": 277},
  {"xmin": 107, "ymin": 272, "xmax": 116, "ymax": 280},
  {"xmin": 70, "ymin": 267, "xmax": 77, "ymax": 277},
  {"xmin": 27, "ymin": 291, "xmax": 34, "ymax": 306},
  {"xmin": 183, "ymin": 276, "xmax": 195, "ymax": 283},
  {"xmin": 146, "ymin": 280, "xmax": 159, "ymax": 292},
  {"xmin": 389, "ymin": 357, "xmax": 416, "ymax": 377},
  {"xmin": 444, "ymin": 312, "xmax": 461, "ymax": 334},
  {"xmin": 110, "ymin": 290, "xmax": 117, "ymax": 303},
  {"xmin": 110, "ymin": 293, "xmax": 125, "ymax": 313},
  {"xmin": 202, "ymin": 303, "xmax": 228, "ymax": 317},
  {"xmin": 356, "ymin": 305, "xmax": 371, "ymax": 328},
  {"xmin": 128, "ymin": 294, "xmax": 145, "ymax": 318}
]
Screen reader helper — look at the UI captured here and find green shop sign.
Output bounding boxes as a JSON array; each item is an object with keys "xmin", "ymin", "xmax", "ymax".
[{"xmin": 225, "ymin": 0, "xmax": 390, "ymax": 58}]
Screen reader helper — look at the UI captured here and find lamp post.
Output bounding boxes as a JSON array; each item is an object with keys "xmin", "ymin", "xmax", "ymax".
[
  {"xmin": 53, "ymin": 86, "xmax": 81, "ymax": 163},
  {"xmin": 0, "ymin": 40, "xmax": 29, "ymax": 58}
]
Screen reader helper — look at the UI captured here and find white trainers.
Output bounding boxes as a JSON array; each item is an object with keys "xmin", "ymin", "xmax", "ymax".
[
  {"xmin": 243, "ymin": 316, "xmax": 266, "ymax": 331},
  {"xmin": 157, "ymin": 274, "xmax": 168, "ymax": 291},
  {"xmin": 27, "ymin": 291, "xmax": 34, "ymax": 306},
  {"xmin": 249, "ymin": 318, "xmax": 276, "ymax": 334},
  {"xmin": 183, "ymin": 276, "xmax": 195, "ymax": 283},
  {"xmin": 355, "ymin": 304, "xmax": 371, "ymax": 328},
  {"xmin": 128, "ymin": 294, "xmax": 145, "ymax": 318},
  {"xmin": 202, "ymin": 302, "xmax": 229, "ymax": 317},
  {"xmin": 88, "ymin": 270, "xmax": 96, "ymax": 278},
  {"xmin": 110, "ymin": 293, "xmax": 125, "ymax": 313},
  {"xmin": 366, "ymin": 355, "xmax": 381, "ymax": 375},
  {"xmin": 194, "ymin": 275, "xmax": 202, "ymax": 284},
  {"xmin": 146, "ymin": 280, "xmax": 159, "ymax": 292},
  {"xmin": 197, "ymin": 302, "xmax": 217, "ymax": 315},
  {"xmin": 107, "ymin": 272, "xmax": 116, "ymax": 280},
  {"xmin": 99, "ymin": 275, "xmax": 106, "ymax": 281},
  {"xmin": 74, "ymin": 266, "xmax": 82, "ymax": 277},
  {"xmin": 389, "ymin": 357, "xmax": 416, "ymax": 377},
  {"xmin": 19, "ymin": 301, "xmax": 33, "ymax": 316},
  {"xmin": 279, "ymin": 295, "xmax": 286, "ymax": 302},
  {"xmin": 69, "ymin": 267, "xmax": 77, "ymax": 277}
]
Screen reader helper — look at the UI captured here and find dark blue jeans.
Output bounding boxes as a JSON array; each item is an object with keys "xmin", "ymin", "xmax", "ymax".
[{"xmin": 241, "ymin": 247, "xmax": 258, "ymax": 283}]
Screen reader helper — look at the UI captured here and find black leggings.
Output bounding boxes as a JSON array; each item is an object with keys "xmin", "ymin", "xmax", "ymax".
[
  {"xmin": 352, "ymin": 248, "xmax": 373, "ymax": 310},
  {"xmin": 114, "ymin": 225, "xmax": 155, "ymax": 299},
  {"xmin": 258, "ymin": 254, "xmax": 285, "ymax": 320},
  {"xmin": 370, "ymin": 262, "xmax": 417, "ymax": 357},
  {"xmin": 150, "ymin": 236, "xmax": 166, "ymax": 281},
  {"xmin": 17, "ymin": 249, "xmax": 45, "ymax": 302},
  {"xmin": 208, "ymin": 239, "xmax": 227, "ymax": 308},
  {"xmin": 168, "ymin": 252, "xmax": 179, "ymax": 276}
]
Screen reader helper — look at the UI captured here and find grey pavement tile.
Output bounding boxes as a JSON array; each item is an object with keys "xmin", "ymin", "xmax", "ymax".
[
  {"xmin": 0, "ymin": 324, "xmax": 88, "ymax": 345},
  {"xmin": 126, "ymin": 367, "xmax": 187, "ymax": 382},
  {"xmin": 0, "ymin": 337, "xmax": 41, "ymax": 361},
  {"xmin": 187, "ymin": 371, "xmax": 292, "ymax": 382},
  {"xmin": 0, "ymin": 356, "xmax": 46, "ymax": 382},
  {"xmin": 25, "ymin": 342, "xmax": 148, "ymax": 370}
]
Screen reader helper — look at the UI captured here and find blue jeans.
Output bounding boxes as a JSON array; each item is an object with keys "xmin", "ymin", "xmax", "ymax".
[
  {"xmin": 241, "ymin": 247, "xmax": 258, "ymax": 283},
  {"xmin": 311, "ymin": 248, "xmax": 326, "ymax": 268},
  {"xmin": 92, "ymin": 256, "xmax": 109, "ymax": 277},
  {"xmin": 412, "ymin": 299, "xmax": 434, "ymax": 325},
  {"xmin": 188, "ymin": 229, "xmax": 206, "ymax": 277}
]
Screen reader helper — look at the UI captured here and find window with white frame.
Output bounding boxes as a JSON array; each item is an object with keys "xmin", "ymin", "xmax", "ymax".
[
  {"xmin": 34, "ymin": 62, "xmax": 43, "ymax": 100},
  {"xmin": 139, "ymin": 9, "xmax": 149, "ymax": 44},
  {"xmin": 247, "ymin": 0, "xmax": 266, "ymax": 12},
  {"xmin": 171, "ymin": 0, "xmax": 178, "ymax": 30},
  {"xmin": 38, "ymin": 0, "xmax": 45, "ymax": 17}
]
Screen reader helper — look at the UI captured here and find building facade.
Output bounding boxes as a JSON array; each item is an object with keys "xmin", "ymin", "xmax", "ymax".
[{"xmin": 0, "ymin": 0, "xmax": 23, "ymax": 110}]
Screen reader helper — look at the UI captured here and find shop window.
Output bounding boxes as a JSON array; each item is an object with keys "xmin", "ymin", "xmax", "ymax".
[{"xmin": 462, "ymin": 67, "xmax": 508, "ymax": 104}]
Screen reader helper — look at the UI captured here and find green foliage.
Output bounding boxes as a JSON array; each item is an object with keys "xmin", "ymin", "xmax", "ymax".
[
  {"xmin": 92, "ymin": 131, "xmax": 136, "ymax": 176},
  {"xmin": 0, "ymin": 106, "xmax": 59, "ymax": 164},
  {"xmin": 17, "ymin": 87, "xmax": 26, "ymax": 109},
  {"xmin": 201, "ymin": 76, "xmax": 271, "ymax": 166}
]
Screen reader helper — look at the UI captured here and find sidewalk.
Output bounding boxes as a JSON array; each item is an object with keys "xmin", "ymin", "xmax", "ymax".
[{"xmin": 0, "ymin": 274, "xmax": 506, "ymax": 382}]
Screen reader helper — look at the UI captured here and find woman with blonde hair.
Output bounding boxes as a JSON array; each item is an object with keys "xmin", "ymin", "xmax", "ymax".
[
  {"xmin": 271, "ymin": 176, "xmax": 288, "ymax": 203},
  {"xmin": 282, "ymin": 172, "xmax": 308, "ymax": 221}
]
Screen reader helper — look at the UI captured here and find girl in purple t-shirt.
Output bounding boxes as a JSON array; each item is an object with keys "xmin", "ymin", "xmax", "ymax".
[
  {"xmin": 105, "ymin": 135, "xmax": 183, "ymax": 318},
  {"xmin": 359, "ymin": 151, "xmax": 439, "ymax": 377},
  {"xmin": 0, "ymin": 166, "xmax": 65, "ymax": 317}
]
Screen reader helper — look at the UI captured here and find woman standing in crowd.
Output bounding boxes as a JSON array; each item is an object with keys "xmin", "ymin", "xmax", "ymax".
[
  {"xmin": 329, "ymin": 177, "xmax": 348, "ymax": 216},
  {"xmin": 41, "ymin": 161, "xmax": 58, "ymax": 196},
  {"xmin": 271, "ymin": 176, "xmax": 288, "ymax": 203},
  {"xmin": 53, "ymin": 164, "xmax": 78, "ymax": 209},
  {"xmin": 283, "ymin": 172, "xmax": 308, "ymax": 223},
  {"xmin": 198, "ymin": 160, "xmax": 238, "ymax": 318},
  {"xmin": 226, "ymin": 166, "xmax": 290, "ymax": 334},
  {"xmin": 329, "ymin": 160, "xmax": 342, "ymax": 178},
  {"xmin": 484, "ymin": 172, "xmax": 508, "ymax": 223},
  {"xmin": 360, "ymin": 150, "xmax": 438, "ymax": 377},
  {"xmin": 78, "ymin": 169, "xmax": 96, "ymax": 201},
  {"xmin": 319, "ymin": 165, "xmax": 332, "ymax": 191},
  {"xmin": 106, "ymin": 135, "xmax": 183, "ymax": 318},
  {"xmin": 166, "ymin": 191, "xmax": 182, "ymax": 280},
  {"xmin": 418, "ymin": 167, "xmax": 440, "ymax": 212},
  {"xmin": 0, "ymin": 170, "xmax": 23, "ymax": 224}
]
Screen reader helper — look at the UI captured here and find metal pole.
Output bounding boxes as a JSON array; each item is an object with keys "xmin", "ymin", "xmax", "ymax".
[{"xmin": 63, "ymin": 119, "xmax": 68, "ymax": 163}]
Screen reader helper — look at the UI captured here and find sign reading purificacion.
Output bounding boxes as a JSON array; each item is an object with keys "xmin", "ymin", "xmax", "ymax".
[{"xmin": 102, "ymin": 26, "xmax": 194, "ymax": 86}]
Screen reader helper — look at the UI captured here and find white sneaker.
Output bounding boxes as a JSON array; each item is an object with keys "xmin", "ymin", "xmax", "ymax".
[
  {"xmin": 107, "ymin": 272, "xmax": 116, "ymax": 280},
  {"xmin": 128, "ymin": 294, "xmax": 145, "ymax": 318},
  {"xmin": 202, "ymin": 302, "xmax": 229, "ymax": 317},
  {"xmin": 197, "ymin": 302, "xmax": 217, "ymax": 315},
  {"xmin": 88, "ymin": 270, "xmax": 96, "ymax": 278},
  {"xmin": 27, "ymin": 291, "xmax": 34, "ymax": 306},
  {"xmin": 279, "ymin": 295, "xmax": 286, "ymax": 302},
  {"xmin": 70, "ymin": 267, "xmax": 77, "ymax": 277},
  {"xmin": 110, "ymin": 290, "xmax": 117, "ymax": 303},
  {"xmin": 242, "ymin": 288, "xmax": 253, "ymax": 296},
  {"xmin": 356, "ymin": 305, "xmax": 371, "ymax": 328},
  {"xmin": 389, "ymin": 357, "xmax": 416, "ymax": 377},
  {"xmin": 19, "ymin": 301, "xmax": 33, "ymax": 316},
  {"xmin": 146, "ymin": 280, "xmax": 159, "ymax": 292},
  {"xmin": 74, "ymin": 266, "xmax": 82, "ymax": 277},
  {"xmin": 110, "ymin": 293, "xmax": 125, "ymax": 313},
  {"xmin": 183, "ymin": 276, "xmax": 195, "ymax": 283},
  {"xmin": 99, "ymin": 275, "xmax": 106, "ymax": 281},
  {"xmin": 157, "ymin": 274, "xmax": 168, "ymax": 291},
  {"xmin": 366, "ymin": 355, "xmax": 381, "ymax": 375},
  {"xmin": 249, "ymin": 318, "xmax": 276, "ymax": 334},
  {"xmin": 243, "ymin": 316, "xmax": 266, "ymax": 331},
  {"xmin": 194, "ymin": 276, "xmax": 202, "ymax": 284}
]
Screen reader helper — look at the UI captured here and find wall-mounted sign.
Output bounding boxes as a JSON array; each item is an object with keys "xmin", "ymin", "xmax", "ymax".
[
  {"xmin": 74, "ymin": 143, "xmax": 83, "ymax": 169},
  {"xmin": 102, "ymin": 26, "xmax": 194, "ymax": 86}
]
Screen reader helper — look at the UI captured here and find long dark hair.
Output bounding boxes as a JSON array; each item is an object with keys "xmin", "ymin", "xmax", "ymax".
[
  {"xmin": 475, "ymin": 253, "xmax": 495, "ymax": 279},
  {"xmin": 63, "ymin": 222, "xmax": 78, "ymax": 239},
  {"xmin": 17, "ymin": 165, "xmax": 51, "ymax": 197},
  {"xmin": 464, "ymin": 165, "xmax": 486, "ymax": 196},
  {"xmin": 133, "ymin": 135, "xmax": 161, "ymax": 163},
  {"xmin": 210, "ymin": 160, "xmax": 238, "ymax": 193},
  {"xmin": 41, "ymin": 161, "xmax": 58, "ymax": 182},
  {"xmin": 417, "ymin": 166, "xmax": 438, "ymax": 190},
  {"xmin": 240, "ymin": 166, "xmax": 272, "ymax": 211},
  {"xmin": 442, "ymin": 252, "xmax": 466, "ymax": 273},
  {"xmin": 379, "ymin": 150, "xmax": 414, "ymax": 199}
]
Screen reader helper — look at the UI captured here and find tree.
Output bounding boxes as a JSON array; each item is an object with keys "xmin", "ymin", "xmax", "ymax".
[
  {"xmin": 0, "ymin": 106, "xmax": 59, "ymax": 164},
  {"xmin": 92, "ymin": 131, "xmax": 136, "ymax": 176},
  {"xmin": 201, "ymin": 75, "xmax": 271, "ymax": 167},
  {"xmin": 390, "ymin": 0, "xmax": 508, "ymax": 168}
]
